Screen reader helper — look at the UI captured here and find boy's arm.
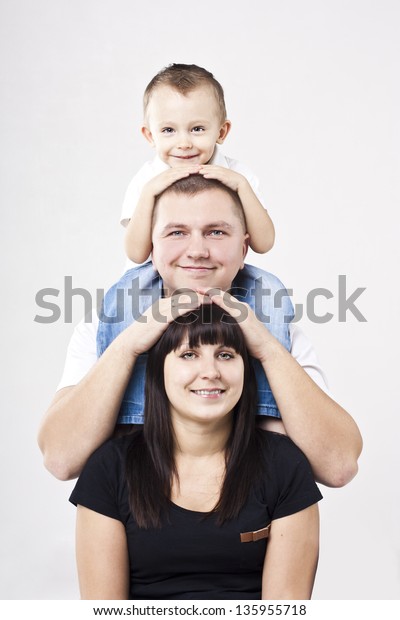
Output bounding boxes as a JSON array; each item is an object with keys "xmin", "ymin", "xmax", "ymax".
[
  {"xmin": 124, "ymin": 166, "xmax": 201, "ymax": 264},
  {"xmin": 198, "ymin": 165, "xmax": 275, "ymax": 253},
  {"xmin": 37, "ymin": 295, "xmax": 202, "ymax": 481},
  {"xmin": 205, "ymin": 290, "xmax": 363, "ymax": 488}
]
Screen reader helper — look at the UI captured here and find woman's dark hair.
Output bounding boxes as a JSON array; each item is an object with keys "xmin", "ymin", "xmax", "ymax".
[{"xmin": 126, "ymin": 303, "xmax": 264, "ymax": 528}]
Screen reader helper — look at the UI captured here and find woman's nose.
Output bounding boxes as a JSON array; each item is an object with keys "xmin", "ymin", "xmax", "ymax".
[{"xmin": 200, "ymin": 360, "xmax": 221, "ymax": 380}]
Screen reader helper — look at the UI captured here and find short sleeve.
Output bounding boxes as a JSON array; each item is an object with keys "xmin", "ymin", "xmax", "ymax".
[
  {"xmin": 120, "ymin": 158, "xmax": 169, "ymax": 226},
  {"xmin": 56, "ymin": 310, "xmax": 98, "ymax": 390},
  {"xmin": 120, "ymin": 175, "xmax": 143, "ymax": 227},
  {"xmin": 69, "ymin": 440, "xmax": 124, "ymax": 522},
  {"xmin": 266, "ymin": 434, "xmax": 323, "ymax": 520},
  {"xmin": 289, "ymin": 323, "xmax": 331, "ymax": 396}
]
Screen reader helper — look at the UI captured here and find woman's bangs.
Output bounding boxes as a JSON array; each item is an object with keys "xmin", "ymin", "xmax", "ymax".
[
  {"xmin": 153, "ymin": 304, "xmax": 248, "ymax": 358},
  {"xmin": 175, "ymin": 305, "xmax": 246, "ymax": 354}
]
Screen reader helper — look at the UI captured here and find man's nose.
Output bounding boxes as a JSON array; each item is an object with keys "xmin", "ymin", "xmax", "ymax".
[{"xmin": 186, "ymin": 234, "xmax": 210, "ymax": 259}]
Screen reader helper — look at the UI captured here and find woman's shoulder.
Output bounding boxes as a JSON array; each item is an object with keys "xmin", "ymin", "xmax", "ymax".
[
  {"xmin": 86, "ymin": 431, "xmax": 141, "ymax": 468},
  {"xmin": 258, "ymin": 429, "xmax": 302, "ymax": 448},
  {"xmin": 257, "ymin": 430, "xmax": 311, "ymax": 467}
]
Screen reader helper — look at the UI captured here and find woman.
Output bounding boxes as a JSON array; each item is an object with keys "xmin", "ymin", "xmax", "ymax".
[{"xmin": 70, "ymin": 303, "xmax": 322, "ymax": 600}]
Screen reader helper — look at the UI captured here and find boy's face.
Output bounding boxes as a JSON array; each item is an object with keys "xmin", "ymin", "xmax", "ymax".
[
  {"xmin": 142, "ymin": 85, "xmax": 231, "ymax": 167},
  {"xmin": 151, "ymin": 187, "xmax": 249, "ymax": 294}
]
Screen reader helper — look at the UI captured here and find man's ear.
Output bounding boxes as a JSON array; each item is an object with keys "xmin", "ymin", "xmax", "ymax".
[
  {"xmin": 241, "ymin": 233, "xmax": 250, "ymax": 269},
  {"xmin": 141, "ymin": 126, "xmax": 155, "ymax": 146},
  {"xmin": 217, "ymin": 120, "xmax": 232, "ymax": 144}
]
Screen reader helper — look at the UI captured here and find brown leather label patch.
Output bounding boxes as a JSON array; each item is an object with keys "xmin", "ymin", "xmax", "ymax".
[{"xmin": 240, "ymin": 523, "xmax": 271, "ymax": 543}]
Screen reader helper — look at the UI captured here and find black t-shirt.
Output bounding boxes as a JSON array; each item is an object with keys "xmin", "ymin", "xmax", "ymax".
[{"xmin": 70, "ymin": 431, "xmax": 322, "ymax": 600}]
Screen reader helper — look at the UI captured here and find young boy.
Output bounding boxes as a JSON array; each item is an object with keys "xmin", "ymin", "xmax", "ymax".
[{"xmin": 122, "ymin": 63, "xmax": 275, "ymax": 268}]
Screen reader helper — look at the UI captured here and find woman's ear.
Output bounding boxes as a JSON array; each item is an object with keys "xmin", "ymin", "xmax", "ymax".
[
  {"xmin": 141, "ymin": 126, "xmax": 155, "ymax": 147},
  {"xmin": 217, "ymin": 120, "xmax": 232, "ymax": 144}
]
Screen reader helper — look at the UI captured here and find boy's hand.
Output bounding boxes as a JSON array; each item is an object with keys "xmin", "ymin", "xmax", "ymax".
[
  {"xmin": 198, "ymin": 165, "xmax": 248, "ymax": 193},
  {"xmin": 142, "ymin": 166, "xmax": 201, "ymax": 199}
]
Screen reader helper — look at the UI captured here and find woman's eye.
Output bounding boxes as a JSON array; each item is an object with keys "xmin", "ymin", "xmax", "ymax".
[
  {"xmin": 218, "ymin": 352, "xmax": 234, "ymax": 360},
  {"xmin": 181, "ymin": 352, "xmax": 196, "ymax": 360}
]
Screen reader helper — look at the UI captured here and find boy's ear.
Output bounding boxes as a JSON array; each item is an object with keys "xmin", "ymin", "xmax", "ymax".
[
  {"xmin": 217, "ymin": 120, "xmax": 232, "ymax": 144},
  {"xmin": 141, "ymin": 126, "xmax": 155, "ymax": 146}
]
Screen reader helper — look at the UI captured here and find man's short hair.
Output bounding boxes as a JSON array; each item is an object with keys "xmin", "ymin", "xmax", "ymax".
[
  {"xmin": 152, "ymin": 175, "xmax": 246, "ymax": 232},
  {"xmin": 143, "ymin": 63, "xmax": 227, "ymax": 123}
]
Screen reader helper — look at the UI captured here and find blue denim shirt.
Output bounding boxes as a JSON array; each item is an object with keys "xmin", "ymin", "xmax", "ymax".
[{"xmin": 97, "ymin": 262, "xmax": 294, "ymax": 424}]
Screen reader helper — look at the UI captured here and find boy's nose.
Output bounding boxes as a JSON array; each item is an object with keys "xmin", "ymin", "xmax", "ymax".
[{"xmin": 177, "ymin": 133, "xmax": 193, "ymax": 149}]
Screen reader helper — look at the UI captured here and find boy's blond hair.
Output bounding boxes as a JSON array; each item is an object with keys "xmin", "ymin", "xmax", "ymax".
[{"xmin": 143, "ymin": 63, "xmax": 227, "ymax": 122}]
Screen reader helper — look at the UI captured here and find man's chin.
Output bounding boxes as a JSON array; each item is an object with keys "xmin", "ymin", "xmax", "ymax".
[{"xmin": 173, "ymin": 279, "xmax": 231, "ymax": 295}]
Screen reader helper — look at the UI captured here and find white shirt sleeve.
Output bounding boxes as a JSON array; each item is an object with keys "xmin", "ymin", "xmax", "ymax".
[
  {"xmin": 56, "ymin": 311, "xmax": 99, "ymax": 390},
  {"xmin": 223, "ymin": 155, "xmax": 266, "ymax": 209},
  {"xmin": 289, "ymin": 323, "xmax": 331, "ymax": 395},
  {"xmin": 120, "ymin": 158, "xmax": 169, "ymax": 227}
]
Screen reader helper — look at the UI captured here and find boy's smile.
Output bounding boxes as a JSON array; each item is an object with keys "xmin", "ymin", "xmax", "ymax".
[{"xmin": 142, "ymin": 85, "xmax": 231, "ymax": 168}]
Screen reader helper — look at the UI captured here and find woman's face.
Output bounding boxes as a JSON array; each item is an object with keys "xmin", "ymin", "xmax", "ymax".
[{"xmin": 163, "ymin": 340, "xmax": 244, "ymax": 427}]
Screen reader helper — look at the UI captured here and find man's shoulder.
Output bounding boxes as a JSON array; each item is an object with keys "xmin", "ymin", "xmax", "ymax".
[
  {"xmin": 234, "ymin": 263, "xmax": 289, "ymax": 291},
  {"xmin": 108, "ymin": 261, "xmax": 160, "ymax": 289}
]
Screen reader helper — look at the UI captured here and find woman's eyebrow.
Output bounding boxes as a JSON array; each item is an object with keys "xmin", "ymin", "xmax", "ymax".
[{"xmin": 175, "ymin": 342, "xmax": 191, "ymax": 350}]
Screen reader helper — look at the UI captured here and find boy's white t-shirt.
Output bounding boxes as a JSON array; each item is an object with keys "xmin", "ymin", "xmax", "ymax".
[
  {"xmin": 120, "ymin": 145, "xmax": 265, "ymax": 227},
  {"xmin": 56, "ymin": 313, "xmax": 330, "ymax": 397}
]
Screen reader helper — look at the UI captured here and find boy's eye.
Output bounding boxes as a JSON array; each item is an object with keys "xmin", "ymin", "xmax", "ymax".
[
  {"xmin": 192, "ymin": 126, "xmax": 205, "ymax": 133},
  {"xmin": 162, "ymin": 127, "xmax": 174, "ymax": 134}
]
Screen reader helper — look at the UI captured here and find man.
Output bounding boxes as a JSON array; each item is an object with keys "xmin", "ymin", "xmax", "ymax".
[{"xmin": 38, "ymin": 176, "xmax": 362, "ymax": 486}]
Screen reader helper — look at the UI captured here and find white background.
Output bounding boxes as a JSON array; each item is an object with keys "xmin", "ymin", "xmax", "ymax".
[{"xmin": 0, "ymin": 0, "xmax": 399, "ymax": 600}]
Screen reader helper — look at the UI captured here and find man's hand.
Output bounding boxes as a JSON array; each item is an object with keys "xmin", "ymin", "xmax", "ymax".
[
  {"xmin": 122, "ymin": 292, "xmax": 205, "ymax": 360},
  {"xmin": 196, "ymin": 287, "xmax": 279, "ymax": 364}
]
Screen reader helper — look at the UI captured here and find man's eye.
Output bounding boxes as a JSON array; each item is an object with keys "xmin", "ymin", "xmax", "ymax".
[
  {"xmin": 208, "ymin": 230, "xmax": 225, "ymax": 237},
  {"xmin": 162, "ymin": 127, "xmax": 174, "ymax": 134},
  {"xmin": 192, "ymin": 126, "xmax": 205, "ymax": 132},
  {"xmin": 169, "ymin": 230, "xmax": 185, "ymax": 237}
]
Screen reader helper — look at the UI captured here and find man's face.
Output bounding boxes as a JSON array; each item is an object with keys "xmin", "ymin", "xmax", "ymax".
[
  {"xmin": 151, "ymin": 188, "xmax": 249, "ymax": 294},
  {"xmin": 142, "ymin": 85, "xmax": 230, "ymax": 167}
]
